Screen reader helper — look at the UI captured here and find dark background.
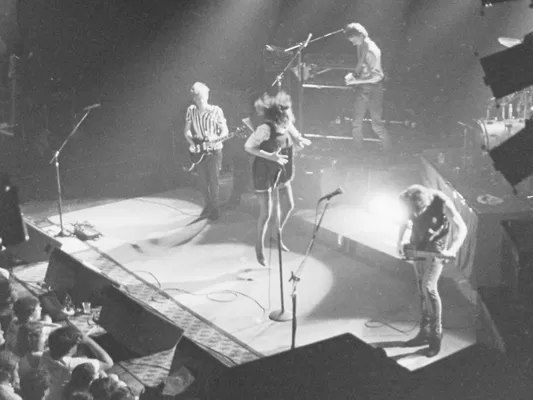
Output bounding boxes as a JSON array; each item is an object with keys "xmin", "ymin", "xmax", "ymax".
[{"xmin": 0, "ymin": 0, "xmax": 530, "ymax": 199}]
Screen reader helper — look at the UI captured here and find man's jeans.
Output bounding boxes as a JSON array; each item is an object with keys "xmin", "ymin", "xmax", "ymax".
[
  {"xmin": 413, "ymin": 257, "xmax": 444, "ymax": 335},
  {"xmin": 197, "ymin": 149, "xmax": 222, "ymax": 210},
  {"xmin": 352, "ymin": 83, "xmax": 391, "ymax": 151}
]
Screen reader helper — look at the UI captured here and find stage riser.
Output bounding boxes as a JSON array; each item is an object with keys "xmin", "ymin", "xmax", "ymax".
[{"xmin": 9, "ymin": 219, "xmax": 62, "ymax": 264}]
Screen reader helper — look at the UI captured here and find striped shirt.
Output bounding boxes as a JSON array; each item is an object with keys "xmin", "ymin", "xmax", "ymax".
[{"xmin": 186, "ymin": 104, "xmax": 227, "ymax": 150}]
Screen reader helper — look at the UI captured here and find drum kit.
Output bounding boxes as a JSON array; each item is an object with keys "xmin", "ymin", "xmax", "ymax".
[
  {"xmin": 477, "ymin": 36, "xmax": 531, "ymax": 151},
  {"xmin": 458, "ymin": 36, "xmax": 533, "ymax": 191}
]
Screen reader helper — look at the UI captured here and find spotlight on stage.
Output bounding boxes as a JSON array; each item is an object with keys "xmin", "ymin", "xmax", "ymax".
[
  {"xmin": 480, "ymin": 33, "xmax": 533, "ymax": 100},
  {"xmin": 488, "ymin": 117, "xmax": 533, "ymax": 188},
  {"xmin": 367, "ymin": 193, "xmax": 408, "ymax": 224},
  {"xmin": 481, "ymin": 0, "xmax": 519, "ymax": 6}
]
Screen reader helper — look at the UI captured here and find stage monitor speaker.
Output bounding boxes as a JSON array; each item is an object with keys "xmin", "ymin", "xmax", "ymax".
[
  {"xmin": 44, "ymin": 248, "xmax": 117, "ymax": 307},
  {"xmin": 9, "ymin": 219, "xmax": 62, "ymax": 264},
  {"xmin": 480, "ymin": 39, "xmax": 533, "ymax": 99},
  {"xmin": 411, "ymin": 344, "xmax": 531, "ymax": 400},
  {"xmin": 206, "ymin": 333, "xmax": 411, "ymax": 400},
  {"xmin": 0, "ymin": 179, "xmax": 27, "ymax": 247},
  {"xmin": 489, "ymin": 119, "xmax": 533, "ymax": 187},
  {"xmin": 99, "ymin": 285, "xmax": 184, "ymax": 357}
]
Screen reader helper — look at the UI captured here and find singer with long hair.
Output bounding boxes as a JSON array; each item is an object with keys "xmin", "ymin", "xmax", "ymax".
[{"xmin": 245, "ymin": 92, "xmax": 311, "ymax": 266}]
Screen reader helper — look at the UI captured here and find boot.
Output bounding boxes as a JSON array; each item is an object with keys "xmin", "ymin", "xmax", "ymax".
[
  {"xmin": 426, "ymin": 331, "xmax": 443, "ymax": 358},
  {"xmin": 403, "ymin": 317, "xmax": 431, "ymax": 347},
  {"xmin": 255, "ymin": 244, "xmax": 266, "ymax": 266}
]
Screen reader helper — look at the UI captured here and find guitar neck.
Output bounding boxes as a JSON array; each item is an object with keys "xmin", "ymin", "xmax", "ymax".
[{"xmin": 405, "ymin": 250, "xmax": 454, "ymax": 260}]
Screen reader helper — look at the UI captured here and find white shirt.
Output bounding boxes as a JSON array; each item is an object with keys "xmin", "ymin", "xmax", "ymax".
[
  {"xmin": 357, "ymin": 38, "xmax": 384, "ymax": 83},
  {"xmin": 39, "ymin": 350, "xmax": 100, "ymax": 400}
]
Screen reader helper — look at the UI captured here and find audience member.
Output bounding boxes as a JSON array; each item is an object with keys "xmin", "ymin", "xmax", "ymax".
[
  {"xmin": 5, "ymin": 297, "xmax": 59, "ymax": 354},
  {"xmin": 89, "ymin": 376, "xmax": 119, "ymax": 400},
  {"xmin": 0, "ymin": 351, "xmax": 22, "ymax": 400},
  {"xmin": 0, "ymin": 280, "xmax": 16, "ymax": 349},
  {"xmin": 19, "ymin": 369, "xmax": 50, "ymax": 400},
  {"xmin": 16, "ymin": 322, "xmax": 46, "ymax": 379},
  {"xmin": 67, "ymin": 393, "xmax": 94, "ymax": 400},
  {"xmin": 39, "ymin": 326, "xmax": 113, "ymax": 400},
  {"xmin": 63, "ymin": 362, "xmax": 98, "ymax": 400},
  {"xmin": 110, "ymin": 386, "xmax": 136, "ymax": 400}
]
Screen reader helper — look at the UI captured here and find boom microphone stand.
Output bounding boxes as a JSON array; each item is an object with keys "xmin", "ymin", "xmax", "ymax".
[
  {"xmin": 268, "ymin": 35, "xmax": 314, "ymax": 323},
  {"xmin": 49, "ymin": 106, "xmax": 97, "ymax": 237},
  {"xmin": 283, "ymin": 28, "xmax": 345, "ymax": 132},
  {"xmin": 288, "ymin": 195, "xmax": 335, "ymax": 348},
  {"xmin": 269, "ymin": 180, "xmax": 292, "ymax": 322}
]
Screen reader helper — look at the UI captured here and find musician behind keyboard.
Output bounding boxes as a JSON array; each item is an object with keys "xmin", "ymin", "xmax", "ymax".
[{"xmin": 343, "ymin": 22, "xmax": 392, "ymax": 152}]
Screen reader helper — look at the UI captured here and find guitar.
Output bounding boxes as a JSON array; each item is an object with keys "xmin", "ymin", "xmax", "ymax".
[
  {"xmin": 185, "ymin": 126, "xmax": 248, "ymax": 171},
  {"xmin": 402, "ymin": 245, "xmax": 456, "ymax": 262}
]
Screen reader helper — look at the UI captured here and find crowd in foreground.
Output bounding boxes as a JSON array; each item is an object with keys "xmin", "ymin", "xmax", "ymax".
[{"xmin": 0, "ymin": 279, "xmax": 140, "ymax": 400}]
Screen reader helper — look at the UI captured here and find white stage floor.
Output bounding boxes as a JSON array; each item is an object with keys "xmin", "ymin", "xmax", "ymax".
[{"xmin": 22, "ymin": 188, "xmax": 477, "ymax": 371}]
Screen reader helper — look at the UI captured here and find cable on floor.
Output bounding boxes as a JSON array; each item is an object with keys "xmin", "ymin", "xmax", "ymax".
[{"xmin": 130, "ymin": 197, "xmax": 199, "ymax": 217}]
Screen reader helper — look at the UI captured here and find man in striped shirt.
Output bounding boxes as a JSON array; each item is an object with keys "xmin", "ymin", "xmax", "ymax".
[{"xmin": 184, "ymin": 82, "xmax": 229, "ymax": 220}]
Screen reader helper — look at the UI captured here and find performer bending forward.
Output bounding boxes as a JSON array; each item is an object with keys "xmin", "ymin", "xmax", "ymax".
[
  {"xmin": 397, "ymin": 184, "xmax": 467, "ymax": 357},
  {"xmin": 244, "ymin": 92, "xmax": 311, "ymax": 266}
]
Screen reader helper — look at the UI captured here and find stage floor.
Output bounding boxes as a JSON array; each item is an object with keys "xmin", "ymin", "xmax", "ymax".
[{"xmin": 21, "ymin": 187, "xmax": 477, "ymax": 372}]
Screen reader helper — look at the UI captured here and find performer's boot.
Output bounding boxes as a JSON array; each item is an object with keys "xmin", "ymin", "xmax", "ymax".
[
  {"xmin": 403, "ymin": 316, "xmax": 431, "ymax": 347},
  {"xmin": 278, "ymin": 235, "xmax": 289, "ymax": 252},
  {"xmin": 426, "ymin": 328, "xmax": 443, "ymax": 358},
  {"xmin": 255, "ymin": 244, "xmax": 266, "ymax": 266}
]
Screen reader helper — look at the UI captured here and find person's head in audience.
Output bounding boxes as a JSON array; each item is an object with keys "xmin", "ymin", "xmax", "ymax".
[
  {"xmin": 0, "ymin": 351, "xmax": 19, "ymax": 387},
  {"xmin": 110, "ymin": 386, "xmax": 136, "ymax": 400},
  {"xmin": 19, "ymin": 369, "xmax": 50, "ymax": 400},
  {"xmin": 68, "ymin": 392, "xmax": 94, "ymax": 400},
  {"xmin": 13, "ymin": 297, "xmax": 42, "ymax": 324},
  {"xmin": 47, "ymin": 325, "xmax": 83, "ymax": 360},
  {"xmin": 16, "ymin": 321, "xmax": 45, "ymax": 356},
  {"xmin": 89, "ymin": 376, "xmax": 119, "ymax": 400},
  {"xmin": 139, "ymin": 382, "xmax": 165, "ymax": 400},
  {"xmin": 64, "ymin": 362, "xmax": 98, "ymax": 398}
]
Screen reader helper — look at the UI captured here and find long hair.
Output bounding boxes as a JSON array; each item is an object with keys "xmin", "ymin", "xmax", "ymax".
[
  {"xmin": 344, "ymin": 22, "xmax": 369, "ymax": 39},
  {"xmin": 399, "ymin": 184, "xmax": 432, "ymax": 215},
  {"xmin": 254, "ymin": 91, "xmax": 294, "ymax": 126},
  {"xmin": 15, "ymin": 321, "xmax": 44, "ymax": 355}
]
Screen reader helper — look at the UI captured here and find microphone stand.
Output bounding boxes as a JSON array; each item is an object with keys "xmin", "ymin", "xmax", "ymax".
[
  {"xmin": 283, "ymin": 28, "xmax": 345, "ymax": 132},
  {"xmin": 288, "ymin": 197, "xmax": 333, "ymax": 348},
  {"xmin": 49, "ymin": 108, "xmax": 94, "ymax": 237},
  {"xmin": 269, "ymin": 180, "xmax": 293, "ymax": 322},
  {"xmin": 267, "ymin": 37, "xmax": 314, "ymax": 323},
  {"xmin": 267, "ymin": 29, "xmax": 343, "ymax": 323}
]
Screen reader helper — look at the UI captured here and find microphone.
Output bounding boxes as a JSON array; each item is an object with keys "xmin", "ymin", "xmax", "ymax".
[
  {"xmin": 303, "ymin": 33, "xmax": 313, "ymax": 48},
  {"xmin": 83, "ymin": 103, "xmax": 101, "ymax": 111},
  {"xmin": 318, "ymin": 187, "xmax": 343, "ymax": 203}
]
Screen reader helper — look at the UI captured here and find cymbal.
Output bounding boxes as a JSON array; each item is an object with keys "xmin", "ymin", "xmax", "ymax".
[{"xmin": 498, "ymin": 37, "xmax": 522, "ymax": 48}]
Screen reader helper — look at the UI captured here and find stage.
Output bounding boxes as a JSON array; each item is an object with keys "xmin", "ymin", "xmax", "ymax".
[{"xmin": 14, "ymin": 184, "xmax": 478, "ymax": 373}]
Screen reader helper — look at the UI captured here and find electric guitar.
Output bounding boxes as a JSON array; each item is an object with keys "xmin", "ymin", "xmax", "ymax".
[
  {"xmin": 185, "ymin": 126, "xmax": 248, "ymax": 171},
  {"xmin": 402, "ymin": 245, "xmax": 456, "ymax": 262}
]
